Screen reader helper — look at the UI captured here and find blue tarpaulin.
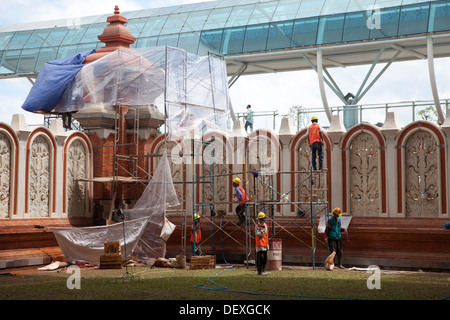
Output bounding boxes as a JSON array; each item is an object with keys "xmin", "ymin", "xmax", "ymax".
[{"xmin": 21, "ymin": 50, "xmax": 95, "ymax": 113}]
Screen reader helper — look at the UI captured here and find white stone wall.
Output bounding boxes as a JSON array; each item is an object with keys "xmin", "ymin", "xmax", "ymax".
[
  {"xmin": 0, "ymin": 114, "xmax": 93, "ymax": 219},
  {"xmin": 150, "ymin": 111, "xmax": 450, "ymax": 218},
  {"xmin": 2, "ymin": 109, "xmax": 448, "ymax": 220}
]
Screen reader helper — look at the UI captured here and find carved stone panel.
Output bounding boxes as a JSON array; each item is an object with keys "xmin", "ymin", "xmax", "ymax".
[
  {"xmin": 0, "ymin": 133, "xmax": 11, "ymax": 218},
  {"xmin": 28, "ymin": 136, "xmax": 50, "ymax": 217},
  {"xmin": 349, "ymin": 132, "xmax": 380, "ymax": 216},
  {"xmin": 404, "ymin": 130, "xmax": 439, "ymax": 217},
  {"xmin": 247, "ymin": 134, "xmax": 278, "ymax": 215},
  {"xmin": 66, "ymin": 140, "xmax": 88, "ymax": 217},
  {"xmin": 201, "ymin": 140, "xmax": 228, "ymax": 215},
  {"xmin": 296, "ymin": 137, "xmax": 328, "ymax": 215}
]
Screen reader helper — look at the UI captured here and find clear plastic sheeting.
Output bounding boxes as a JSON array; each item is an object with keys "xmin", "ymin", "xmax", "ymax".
[
  {"xmin": 55, "ymin": 46, "xmax": 230, "ymax": 140},
  {"xmin": 124, "ymin": 152, "xmax": 180, "ymax": 261},
  {"xmin": 49, "ymin": 216, "xmax": 150, "ymax": 264}
]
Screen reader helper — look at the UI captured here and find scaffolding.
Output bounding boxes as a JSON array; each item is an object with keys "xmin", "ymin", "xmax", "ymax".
[
  {"xmin": 185, "ymin": 132, "xmax": 330, "ymax": 269},
  {"xmin": 47, "ymin": 45, "xmax": 330, "ymax": 268}
]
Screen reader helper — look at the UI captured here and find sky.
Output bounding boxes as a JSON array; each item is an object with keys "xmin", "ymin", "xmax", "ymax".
[{"xmin": 1, "ymin": 0, "xmax": 449, "ymax": 129}]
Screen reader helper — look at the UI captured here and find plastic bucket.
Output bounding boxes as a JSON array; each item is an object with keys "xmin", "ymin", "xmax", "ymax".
[{"xmin": 266, "ymin": 239, "xmax": 282, "ymax": 271}]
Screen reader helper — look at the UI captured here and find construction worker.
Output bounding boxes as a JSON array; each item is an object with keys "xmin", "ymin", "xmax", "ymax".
[
  {"xmin": 306, "ymin": 116, "xmax": 324, "ymax": 170},
  {"xmin": 324, "ymin": 207, "xmax": 347, "ymax": 269},
  {"xmin": 232, "ymin": 177, "xmax": 249, "ymax": 225},
  {"xmin": 190, "ymin": 213, "xmax": 202, "ymax": 256},
  {"xmin": 255, "ymin": 212, "xmax": 270, "ymax": 275}
]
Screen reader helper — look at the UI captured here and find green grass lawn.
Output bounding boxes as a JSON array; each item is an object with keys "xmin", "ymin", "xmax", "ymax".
[{"xmin": 0, "ymin": 265, "xmax": 448, "ymax": 301}]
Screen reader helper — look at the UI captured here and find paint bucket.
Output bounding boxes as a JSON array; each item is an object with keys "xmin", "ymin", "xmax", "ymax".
[{"xmin": 266, "ymin": 239, "xmax": 282, "ymax": 271}]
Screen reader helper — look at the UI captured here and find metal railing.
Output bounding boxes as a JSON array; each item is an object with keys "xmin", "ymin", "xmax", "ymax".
[{"xmin": 237, "ymin": 99, "xmax": 449, "ymax": 132}]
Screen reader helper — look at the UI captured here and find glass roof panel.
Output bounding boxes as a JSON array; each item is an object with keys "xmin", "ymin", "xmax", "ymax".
[
  {"xmin": 225, "ymin": 4, "xmax": 256, "ymax": 27},
  {"xmin": 33, "ymin": 47, "xmax": 59, "ymax": 72},
  {"xmin": 247, "ymin": 1, "xmax": 279, "ymax": 25},
  {"xmin": 296, "ymin": 0, "xmax": 326, "ymax": 19},
  {"xmin": 81, "ymin": 23, "xmax": 108, "ymax": 43},
  {"xmin": 126, "ymin": 17, "xmax": 150, "ymax": 37},
  {"xmin": 347, "ymin": 0, "xmax": 376, "ymax": 12},
  {"xmin": 0, "ymin": 32, "xmax": 14, "ymax": 48},
  {"xmin": 182, "ymin": 10, "xmax": 211, "ymax": 32},
  {"xmin": 271, "ymin": 0, "xmax": 303, "ymax": 21},
  {"xmin": 45, "ymin": 28, "xmax": 70, "ymax": 47},
  {"xmin": 23, "ymin": 29, "xmax": 52, "ymax": 49},
  {"xmin": 160, "ymin": 12, "xmax": 190, "ymax": 35},
  {"xmin": 3, "ymin": 49, "xmax": 22, "ymax": 73},
  {"xmin": 203, "ymin": 7, "xmax": 233, "ymax": 29},
  {"xmin": 60, "ymin": 25, "xmax": 89, "ymax": 45},
  {"xmin": 320, "ymin": 0, "xmax": 351, "ymax": 15},
  {"xmin": 140, "ymin": 15, "xmax": 170, "ymax": 37},
  {"xmin": 5, "ymin": 31, "xmax": 33, "ymax": 50}
]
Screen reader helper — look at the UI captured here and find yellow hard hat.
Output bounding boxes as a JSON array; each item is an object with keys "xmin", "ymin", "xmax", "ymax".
[
  {"xmin": 233, "ymin": 177, "xmax": 241, "ymax": 184},
  {"xmin": 311, "ymin": 116, "xmax": 318, "ymax": 121},
  {"xmin": 258, "ymin": 212, "xmax": 266, "ymax": 219},
  {"xmin": 194, "ymin": 213, "xmax": 200, "ymax": 220},
  {"xmin": 333, "ymin": 207, "xmax": 342, "ymax": 216}
]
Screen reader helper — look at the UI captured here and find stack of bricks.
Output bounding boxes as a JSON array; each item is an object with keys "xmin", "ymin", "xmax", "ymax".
[{"xmin": 189, "ymin": 255, "xmax": 216, "ymax": 270}]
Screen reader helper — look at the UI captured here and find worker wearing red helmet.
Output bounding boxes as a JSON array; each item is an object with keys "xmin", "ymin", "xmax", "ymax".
[{"xmin": 324, "ymin": 207, "xmax": 347, "ymax": 269}]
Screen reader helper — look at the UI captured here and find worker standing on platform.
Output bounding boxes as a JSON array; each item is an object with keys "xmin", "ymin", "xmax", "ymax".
[
  {"xmin": 306, "ymin": 116, "xmax": 324, "ymax": 170},
  {"xmin": 190, "ymin": 213, "xmax": 202, "ymax": 256},
  {"xmin": 244, "ymin": 104, "xmax": 254, "ymax": 133},
  {"xmin": 255, "ymin": 212, "xmax": 270, "ymax": 275},
  {"xmin": 324, "ymin": 207, "xmax": 347, "ymax": 269},
  {"xmin": 232, "ymin": 177, "xmax": 249, "ymax": 225}
]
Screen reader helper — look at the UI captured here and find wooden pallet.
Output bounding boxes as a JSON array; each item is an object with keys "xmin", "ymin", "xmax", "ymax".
[
  {"xmin": 99, "ymin": 255, "xmax": 123, "ymax": 269},
  {"xmin": 189, "ymin": 255, "xmax": 216, "ymax": 270}
]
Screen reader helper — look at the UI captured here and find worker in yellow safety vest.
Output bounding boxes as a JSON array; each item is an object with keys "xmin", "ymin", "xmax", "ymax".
[
  {"xmin": 306, "ymin": 116, "xmax": 324, "ymax": 170},
  {"xmin": 255, "ymin": 212, "xmax": 270, "ymax": 275},
  {"xmin": 232, "ymin": 177, "xmax": 249, "ymax": 225}
]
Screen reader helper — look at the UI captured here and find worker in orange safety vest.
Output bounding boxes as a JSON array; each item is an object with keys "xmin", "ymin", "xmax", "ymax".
[
  {"xmin": 306, "ymin": 116, "xmax": 324, "ymax": 170},
  {"xmin": 190, "ymin": 213, "xmax": 202, "ymax": 256},
  {"xmin": 255, "ymin": 212, "xmax": 270, "ymax": 275},
  {"xmin": 232, "ymin": 177, "xmax": 249, "ymax": 225}
]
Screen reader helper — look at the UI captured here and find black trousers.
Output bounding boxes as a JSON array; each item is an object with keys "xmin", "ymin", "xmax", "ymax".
[
  {"xmin": 235, "ymin": 204, "xmax": 246, "ymax": 221},
  {"xmin": 311, "ymin": 142, "xmax": 323, "ymax": 170},
  {"xmin": 327, "ymin": 238, "xmax": 343, "ymax": 261},
  {"xmin": 256, "ymin": 250, "xmax": 267, "ymax": 274}
]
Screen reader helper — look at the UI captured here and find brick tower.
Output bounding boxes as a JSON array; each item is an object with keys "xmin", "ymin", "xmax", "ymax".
[{"xmin": 73, "ymin": 6, "xmax": 164, "ymax": 220}]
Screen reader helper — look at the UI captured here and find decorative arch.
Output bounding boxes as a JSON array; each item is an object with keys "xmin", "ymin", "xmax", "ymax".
[
  {"xmin": 396, "ymin": 121, "xmax": 447, "ymax": 216},
  {"xmin": 289, "ymin": 128, "xmax": 332, "ymax": 211},
  {"xmin": 201, "ymin": 130, "xmax": 233, "ymax": 215},
  {"xmin": 0, "ymin": 124, "xmax": 19, "ymax": 218},
  {"xmin": 25, "ymin": 128, "xmax": 57, "ymax": 217},
  {"xmin": 341, "ymin": 123, "xmax": 387, "ymax": 216},
  {"xmin": 63, "ymin": 132, "xmax": 93, "ymax": 217},
  {"xmin": 247, "ymin": 128, "xmax": 281, "ymax": 214}
]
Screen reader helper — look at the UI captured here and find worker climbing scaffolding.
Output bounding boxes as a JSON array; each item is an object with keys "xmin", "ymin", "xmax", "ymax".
[{"xmin": 232, "ymin": 177, "xmax": 249, "ymax": 226}]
